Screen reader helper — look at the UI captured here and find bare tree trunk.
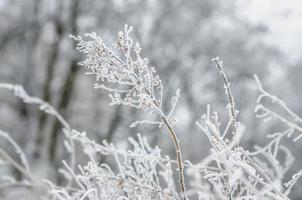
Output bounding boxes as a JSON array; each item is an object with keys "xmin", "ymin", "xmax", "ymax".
[
  {"xmin": 20, "ymin": 0, "xmax": 43, "ymax": 161},
  {"xmin": 14, "ymin": 0, "xmax": 42, "ymax": 180},
  {"xmin": 34, "ymin": 1, "xmax": 64, "ymax": 159},
  {"xmin": 48, "ymin": 0, "xmax": 80, "ymax": 162}
]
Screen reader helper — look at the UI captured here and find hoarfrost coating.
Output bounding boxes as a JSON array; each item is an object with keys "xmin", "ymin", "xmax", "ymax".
[{"xmin": 1, "ymin": 25, "xmax": 302, "ymax": 199}]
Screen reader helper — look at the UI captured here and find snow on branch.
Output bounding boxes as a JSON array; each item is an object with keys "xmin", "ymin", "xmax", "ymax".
[{"xmin": 0, "ymin": 83, "xmax": 70, "ymax": 130}]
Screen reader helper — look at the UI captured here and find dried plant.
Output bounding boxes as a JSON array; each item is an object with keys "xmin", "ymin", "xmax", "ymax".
[
  {"xmin": 71, "ymin": 25, "xmax": 187, "ymax": 199},
  {"xmin": 0, "ymin": 25, "xmax": 302, "ymax": 200}
]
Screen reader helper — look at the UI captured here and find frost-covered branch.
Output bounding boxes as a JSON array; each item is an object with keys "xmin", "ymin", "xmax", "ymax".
[
  {"xmin": 0, "ymin": 83, "xmax": 76, "ymax": 183},
  {"xmin": 0, "ymin": 83, "xmax": 70, "ymax": 130},
  {"xmin": 212, "ymin": 57, "xmax": 239, "ymax": 143},
  {"xmin": 191, "ymin": 61, "xmax": 302, "ymax": 200},
  {"xmin": 254, "ymin": 75, "xmax": 302, "ymax": 142},
  {"xmin": 0, "ymin": 129, "xmax": 31, "ymax": 177},
  {"xmin": 72, "ymin": 25, "xmax": 187, "ymax": 199},
  {"xmin": 48, "ymin": 132, "xmax": 182, "ymax": 200}
]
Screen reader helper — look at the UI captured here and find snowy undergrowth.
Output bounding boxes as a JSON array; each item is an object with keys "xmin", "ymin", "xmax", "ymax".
[{"xmin": 0, "ymin": 25, "xmax": 302, "ymax": 200}]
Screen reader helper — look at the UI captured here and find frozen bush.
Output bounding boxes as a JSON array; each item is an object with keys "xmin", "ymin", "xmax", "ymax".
[{"xmin": 0, "ymin": 25, "xmax": 302, "ymax": 200}]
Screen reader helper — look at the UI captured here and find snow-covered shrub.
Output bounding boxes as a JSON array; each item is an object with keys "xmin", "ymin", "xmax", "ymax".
[{"xmin": 0, "ymin": 25, "xmax": 302, "ymax": 200}]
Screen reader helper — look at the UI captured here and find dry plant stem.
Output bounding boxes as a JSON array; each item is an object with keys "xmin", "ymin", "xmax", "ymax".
[
  {"xmin": 74, "ymin": 30, "xmax": 187, "ymax": 199},
  {"xmin": 239, "ymin": 148, "xmax": 288, "ymax": 199},
  {"xmin": 108, "ymin": 53, "xmax": 188, "ymax": 199},
  {"xmin": 254, "ymin": 75, "xmax": 302, "ymax": 124},
  {"xmin": 145, "ymin": 88, "xmax": 187, "ymax": 200},
  {"xmin": 0, "ymin": 83, "xmax": 75, "ymax": 187},
  {"xmin": 161, "ymin": 116, "xmax": 187, "ymax": 200},
  {"xmin": 212, "ymin": 58, "xmax": 238, "ymax": 198},
  {"xmin": 0, "ymin": 149, "xmax": 34, "ymax": 181},
  {"xmin": 78, "ymin": 44, "xmax": 188, "ymax": 198},
  {"xmin": 209, "ymin": 65, "xmax": 286, "ymax": 199},
  {"xmin": 212, "ymin": 58, "xmax": 238, "ymax": 142}
]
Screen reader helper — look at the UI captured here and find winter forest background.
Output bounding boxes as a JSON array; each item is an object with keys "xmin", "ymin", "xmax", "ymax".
[{"xmin": 1, "ymin": 0, "xmax": 302, "ymax": 199}]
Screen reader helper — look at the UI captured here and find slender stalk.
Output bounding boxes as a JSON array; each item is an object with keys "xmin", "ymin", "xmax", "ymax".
[
  {"xmin": 144, "ymin": 89, "xmax": 187, "ymax": 200},
  {"xmin": 212, "ymin": 57, "xmax": 238, "ymax": 144},
  {"xmin": 161, "ymin": 116, "xmax": 187, "ymax": 200},
  {"xmin": 124, "ymin": 61, "xmax": 188, "ymax": 199},
  {"xmin": 0, "ymin": 149, "xmax": 34, "ymax": 181},
  {"xmin": 239, "ymin": 148, "xmax": 288, "ymax": 199}
]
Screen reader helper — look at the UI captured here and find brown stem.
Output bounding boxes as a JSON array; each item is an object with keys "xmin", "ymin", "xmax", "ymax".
[
  {"xmin": 145, "ymin": 88, "xmax": 187, "ymax": 199},
  {"xmin": 161, "ymin": 116, "xmax": 188, "ymax": 200},
  {"xmin": 109, "ymin": 48, "xmax": 188, "ymax": 199}
]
